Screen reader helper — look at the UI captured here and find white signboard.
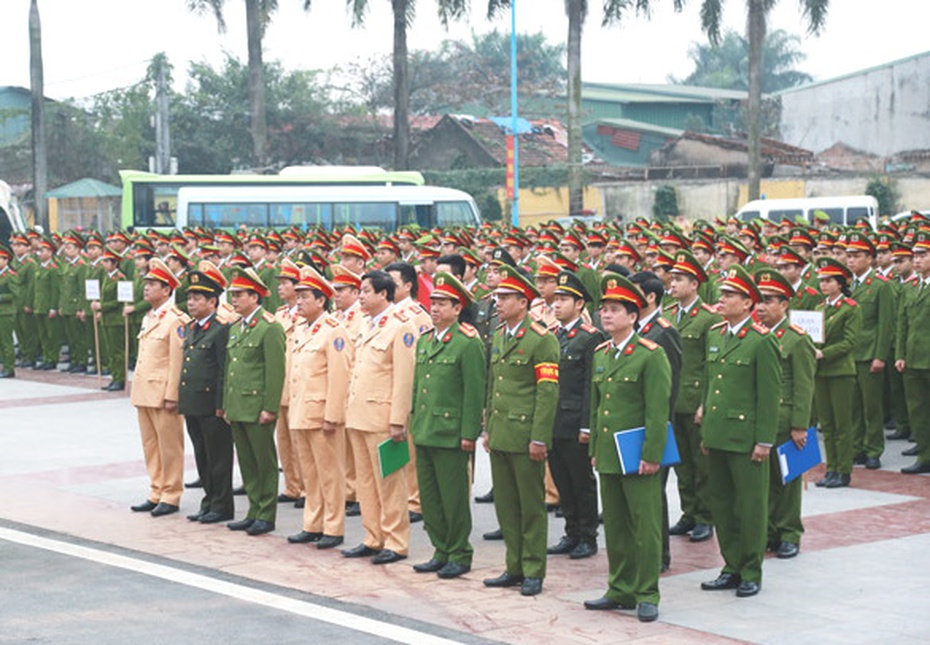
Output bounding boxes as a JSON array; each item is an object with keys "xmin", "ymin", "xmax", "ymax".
[
  {"xmin": 789, "ymin": 310, "xmax": 824, "ymax": 344},
  {"xmin": 84, "ymin": 279, "xmax": 101, "ymax": 301},
  {"xmin": 117, "ymin": 280, "xmax": 135, "ymax": 303}
]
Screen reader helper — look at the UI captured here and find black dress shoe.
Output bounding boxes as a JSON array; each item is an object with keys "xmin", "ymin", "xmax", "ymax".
[
  {"xmin": 246, "ymin": 520, "xmax": 275, "ymax": 535},
  {"xmin": 483, "ymin": 528, "xmax": 504, "ymax": 540},
  {"xmin": 294, "ymin": 497, "xmax": 305, "ymax": 508},
  {"xmin": 345, "ymin": 501, "xmax": 361, "ymax": 516},
  {"xmin": 150, "ymin": 503, "xmax": 179, "ymax": 517},
  {"xmin": 825, "ymin": 473, "xmax": 851, "ymax": 488},
  {"xmin": 233, "ymin": 486, "xmax": 247, "ymax": 496},
  {"xmin": 184, "ymin": 478, "xmax": 203, "ymax": 489},
  {"xmin": 68, "ymin": 364, "xmax": 87, "ymax": 374},
  {"xmin": 661, "ymin": 562, "xmax": 669, "ymax": 573},
  {"xmin": 583, "ymin": 596, "xmax": 622, "ymax": 610},
  {"xmin": 547, "ymin": 535, "xmax": 580, "ymax": 555},
  {"xmin": 887, "ymin": 429, "xmax": 911, "ymax": 440},
  {"xmin": 689, "ymin": 523, "xmax": 714, "ymax": 542},
  {"xmin": 187, "ymin": 512, "xmax": 204, "ymax": 521},
  {"xmin": 413, "ymin": 558, "xmax": 447, "ymax": 573},
  {"xmin": 409, "ymin": 511, "xmax": 423, "ymax": 523},
  {"xmin": 227, "ymin": 518, "xmax": 255, "ymax": 531},
  {"xmin": 776, "ymin": 542, "xmax": 800, "ymax": 559},
  {"xmin": 199, "ymin": 511, "xmax": 233, "ymax": 524},
  {"xmin": 569, "ymin": 541, "xmax": 598, "ymax": 560},
  {"xmin": 736, "ymin": 580, "xmax": 761, "ymax": 597},
  {"xmin": 437, "ymin": 562, "xmax": 470, "ymax": 579},
  {"xmin": 766, "ymin": 539, "xmax": 779, "ymax": 552},
  {"xmin": 902, "ymin": 446, "xmax": 919, "ymax": 457},
  {"xmin": 815, "ymin": 472, "xmax": 836, "ymax": 487},
  {"xmin": 0, "ymin": 369, "xmax": 14, "ymax": 378},
  {"xmin": 371, "ymin": 549, "xmax": 406, "ymax": 565},
  {"xmin": 103, "ymin": 381, "xmax": 125, "ymax": 391},
  {"xmin": 20, "ymin": 361, "xmax": 34, "ymax": 368},
  {"xmin": 130, "ymin": 500, "xmax": 158, "ymax": 513},
  {"xmin": 316, "ymin": 535, "xmax": 343, "ymax": 549},
  {"xmin": 41, "ymin": 363, "xmax": 57, "ymax": 370},
  {"xmin": 32, "ymin": 361, "xmax": 46, "ymax": 370},
  {"xmin": 901, "ymin": 461, "xmax": 930, "ymax": 474},
  {"xmin": 520, "ymin": 577, "xmax": 543, "ymax": 596},
  {"xmin": 852, "ymin": 453, "xmax": 867, "ymax": 466},
  {"xmin": 701, "ymin": 573, "xmax": 741, "ymax": 591},
  {"xmin": 341, "ymin": 543, "xmax": 378, "ymax": 558},
  {"xmin": 668, "ymin": 518, "xmax": 696, "ymax": 536},
  {"xmin": 865, "ymin": 456, "xmax": 881, "ymax": 470},
  {"xmin": 637, "ymin": 602, "xmax": 659, "ymax": 622},
  {"xmin": 278, "ymin": 494, "xmax": 300, "ymax": 503},
  {"xmin": 474, "ymin": 489, "xmax": 494, "ymax": 503},
  {"xmin": 546, "ymin": 504, "xmax": 560, "ymax": 513},
  {"xmin": 287, "ymin": 530, "xmax": 322, "ymax": 544},
  {"xmin": 483, "ymin": 572, "xmax": 524, "ymax": 588}
]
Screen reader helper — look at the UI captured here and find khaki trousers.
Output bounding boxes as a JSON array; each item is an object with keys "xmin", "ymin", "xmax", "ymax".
[
  {"xmin": 347, "ymin": 428, "xmax": 410, "ymax": 554},
  {"xmin": 137, "ymin": 406, "xmax": 185, "ymax": 506},
  {"xmin": 292, "ymin": 426, "xmax": 347, "ymax": 536},
  {"xmin": 276, "ymin": 406, "xmax": 303, "ymax": 499}
]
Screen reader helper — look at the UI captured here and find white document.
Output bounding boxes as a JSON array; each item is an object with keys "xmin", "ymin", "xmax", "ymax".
[{"xmin": 789, "ymin": 310, "xmax": 824, "ymax": 344}]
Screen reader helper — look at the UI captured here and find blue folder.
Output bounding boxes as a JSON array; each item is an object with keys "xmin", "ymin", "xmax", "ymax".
[
  {"xmin": 613, "ymin": 422, "xmax": 680, "ymax": 475},
  {"xmin": 776, "ymin": 427, "xmax": 822, "ymax": 484}
]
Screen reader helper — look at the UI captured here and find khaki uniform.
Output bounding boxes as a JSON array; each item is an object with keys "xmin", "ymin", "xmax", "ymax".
[
  {"xmin": 275, "ymin": 304, "xmax": 304, "ymax": 500},
  {"xmin": 334, "ymin": 299, "xmax": 365, "ymax": 503}
]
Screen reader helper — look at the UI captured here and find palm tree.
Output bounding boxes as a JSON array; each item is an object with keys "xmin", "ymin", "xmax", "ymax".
[{"xmin": 29, "ymin": 0, "xmax": 48, "ymax": 230}]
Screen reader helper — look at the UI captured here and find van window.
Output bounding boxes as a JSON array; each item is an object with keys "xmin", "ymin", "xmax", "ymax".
[
  {"xmin": 809, "ymin": 207, "xmax": 844, "ymax": 225},
  {"xmin": 437, "ymin": 201, "xmax": 476, "ymax": 228},
  {"xmin": 739, "ymin": 210, "xmax": 760, "ymax": 222},
  {"xmin": 768, "ymin": 209, "xmax": 803, "ymax": 222},
  {"xmin": 846, "ymin": 206, "xmax": 870, "ymax": 225}
]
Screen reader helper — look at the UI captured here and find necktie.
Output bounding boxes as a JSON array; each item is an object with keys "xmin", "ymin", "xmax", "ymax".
[
  {"xmin": 557, "ymin": 327, "xmax": 567, "ymax": 340},
  {"xmin": 676, "ymin": 308, "xmax": 683, "ymax": 324},
  {"xmin": 852, "ymin": 278, "xmax": 860, "ymax": 290}
]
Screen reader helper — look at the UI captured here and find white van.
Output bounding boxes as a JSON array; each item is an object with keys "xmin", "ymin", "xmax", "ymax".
[
  {"xmin": 735, "ymin": 196, "xmax": 879, "ymax": 229},
  {"xmin": 0, "ymin": 180, "xmax": 26, "ymax": 245}
]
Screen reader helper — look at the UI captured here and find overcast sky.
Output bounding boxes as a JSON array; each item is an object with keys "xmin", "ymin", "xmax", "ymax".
[{"xmin": 3, "ymin": 0, "xmax": 927, "ymax": 101}]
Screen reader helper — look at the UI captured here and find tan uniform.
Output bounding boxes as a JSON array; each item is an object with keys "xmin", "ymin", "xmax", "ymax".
[
  {"xmin": 345, "ymin": 305, "xmax": 417, "ymax": 554},
  {"xmin": 130, "ymin": 301, "xmax": 191, "ymax": 506},
  {"xmin": 334, "ymin": 299, "xmax": 365, "ymax": 502},
  {"xmin": 288, "ymin": 312, "xmax": 354, "ymax": 536},
  {"xmin": 275, "ymin": 304, "xmax": 304, "ymax": 500}
]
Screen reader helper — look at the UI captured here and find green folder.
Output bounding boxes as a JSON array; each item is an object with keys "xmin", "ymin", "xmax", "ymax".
[{"xmin": 377, "ymin": 437, "xmax": 410, "ymax": 478}]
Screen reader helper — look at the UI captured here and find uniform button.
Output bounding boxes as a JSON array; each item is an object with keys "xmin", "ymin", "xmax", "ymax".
[
  {"xmin": 498, "ymin": 375, "xmax": 503, "ymax": 381},
  {"xmin": 711, "ymin": 406, "xmax": 717, "ymax": 411},
  {"xmin": 493, "ymin": 409, "xmax": 498, "ymax": 415},
  {"xmin": 425, "ymin": 374, "xmax": 431, "ymax": 379},
  {"xmin": 428, "ymin": 360, "xmax": 433, "ymax": 364},
  {"xmin": 495, "ymin": 392, "xmax": 500, "ymax": 397},
  {"xmin": 607, "ymin": 377, "xmax": 613, "ymax": 382},
  {"xmin": 422, "ymin": 389, "xmax": 427, "ymax": 394},
  {"xmin": 694, "ymin": 381, "xmax": 700, "ymax": 387},
  {"xmin": 605, "ymin": 394, "xmax": 611, "ymax": 400},
  {"xmin": 717, "ymin": 374, "xmax": 723, "ymax": 379},
  {"xmin": 520, "ymin": 415, "xmax": 526, "ymax": 421},
  {"xmin": 420, "ymin": 405, "xmax": 426, "ymax": 410},
  {"xmin": 714, "ymin": 390, "xmax": 720, "ymax": 395},
  {"xmin": 444, "ymin": 412, "xmax": 450, "ymax": 418},
  {"xmin": 720, "ymin": 359, "xmax": 726, "ymax": 364},
  {"xmin": 185, "ymin": 357, "xmax": 190, "ymax": 362},
  {"xmin": 739, "ymin": 414, "xmax": 745, "ymax": 420},
  {"xmin": 604, "ymin": 410, "xmax": 609, "ymax": 416},
  {"xmin": 181, "ymin": 381, "xmax": 186, "ymax": 386},
  {"xmin": 602, "ymin": 427, "xmax": 608, "ymax": 433},
  {"xmin": 229, "ymin": 372, "xmax": 234, "ymax": 377},
  {"xmin": 233, "ymin": 357, "xmax": 238, "ymax": 362}
]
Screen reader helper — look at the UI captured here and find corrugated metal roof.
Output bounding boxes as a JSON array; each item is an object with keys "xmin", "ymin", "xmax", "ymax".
[
  {"xmin": 596, "ymin": 118, "xmax": 684, "ymax": 138},
  {"xmin": 46, "ymin": 178, "xmax": 122, "ymax": 199},
  {"xmin": 583, "ymin": 82, "xmax": 753, "ymax": 104}
]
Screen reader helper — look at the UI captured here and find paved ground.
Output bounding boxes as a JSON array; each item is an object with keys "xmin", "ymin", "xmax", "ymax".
[{"xmin": 1, "ymin": 369, "xmax": 929, "ymax": 644}]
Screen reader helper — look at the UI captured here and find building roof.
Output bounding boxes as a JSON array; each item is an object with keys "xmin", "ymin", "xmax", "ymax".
[
  {"xmin": 440, "ymin": 114, "xmax": 571, "ymax": 167},
  {"xmin": 777, "ymin": 49, "xmax": 930, "ymax": 94},
  {"xmin": 595, "ymin": 118, "xmax": 684, "ymax": 139},
  {"xmin": 582, "ymin": 82, "xmax": 754, "ymax": 104},
  {"xmin": 46, "ymin": 178, "xmax": 122, "ymax": 199}
]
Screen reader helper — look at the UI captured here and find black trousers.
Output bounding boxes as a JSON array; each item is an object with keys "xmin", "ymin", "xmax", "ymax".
[
  {"xmin": 185, "ymin": 414, "xmax": 234, "ymax": 517},
  {"xmin": 548, "ymin": 437, "xmax": 598, "ymax": 542}
]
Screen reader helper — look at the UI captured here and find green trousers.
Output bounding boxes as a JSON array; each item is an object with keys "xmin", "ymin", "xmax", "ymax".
[
  {"xmin": 490, "ymin": 450, "xmax": 547, "ymax": 579},
  {"xmin": 852, "ymin": 361, "xmax": 885, "ymax": 458},
  {"xmin": 815, "ymin": 375, "xmax": 856, "ymax": 474},
  {"xmin": 15, "ymin": 311, "xmax": 38, "ymax": 362},
  {"xmin": 886, "ymin": 363, "xmax": 911, "ymax": 436},
  {"xmin": 0, "ymin": 314, "xmax": 14, "ymax": 369},
  {"xmin": 672, "ymin": 411, "xmax": 712, "ymax": 525},
  {"xmin": 600, "ymin": 472, "xmax": 662, "ymax": 606},
  {"xmin": 416, "ymin": 445, "xmax": 473, "ymax": 566},
  {"xmin": 706, "ymin": 448, "xmax": 769, "ymax": 584},
  {"xmin": 60, "ymin": 314, "xmax": 88, "ymax": 367},
  {"xmin": 767, "ymin": 428, "xmax": 804, "ymax": 546},
  {"xmin": 36, "ymin": 314, "xmax": 62, "ymax": 364},
  {"xmin": 101, "ymin": 324, "xmax": 126, "ymax": 383},
  {"xmin": 230, "ymin": 420, "xmax": 279, "ymax": 522},
  {"xmin": 903, "ymin": 369, "xmax": 930, "ymax": 465}
]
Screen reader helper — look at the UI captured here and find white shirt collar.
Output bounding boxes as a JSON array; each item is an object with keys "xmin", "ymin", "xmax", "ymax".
[
  {"xmin": 727, "ymin": 315, "xmax": 752, "ymax": 335},
  {"xmin": 613, "ymin": 331, "xmax": 636, "ymax": 357}
]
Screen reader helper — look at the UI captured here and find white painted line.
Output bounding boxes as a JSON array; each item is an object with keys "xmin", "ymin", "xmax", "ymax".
[{"xmin": 0, "ymin": 527, "xmax": 464, "ymax": 645}]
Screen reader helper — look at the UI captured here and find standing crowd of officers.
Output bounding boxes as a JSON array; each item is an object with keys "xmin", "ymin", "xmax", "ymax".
[{"xmin": 2, "ymin": 209, "xmax": 930, "ymax": 624}]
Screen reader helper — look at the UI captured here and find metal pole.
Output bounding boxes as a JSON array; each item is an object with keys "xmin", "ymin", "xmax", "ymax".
[{"xmin": 510, "ymin": 0, "xmax": 519, "ymax": 227}]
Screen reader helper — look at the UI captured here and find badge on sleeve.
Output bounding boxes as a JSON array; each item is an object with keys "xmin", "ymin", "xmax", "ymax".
[
  {"xmin": 333, "ymin": 337, "xmax": 345, "ymax": 352},
  {"xmin": 177, "ymin": 325, "xmax": 185, "ymax": 339},
  {"xmin": 403, "ymin": 332, "xmax": 415, "ymax": 347}
]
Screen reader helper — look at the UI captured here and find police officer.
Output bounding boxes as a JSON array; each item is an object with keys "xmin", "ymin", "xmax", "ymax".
[
  {"xmin": 0, "ymin": 245, "xmax": 16, "ymax": 377},
  {"xmin": 33, "ymin": 236, "xmax": 62, "ymax": 370},
  {"xmin": 10, "ymin": 234, "xmax": 39, "ymax": 368},
  {"xmin": 58, "ymin": 231, "xmax": 90, "ymax": 373},
  {"xmin": 91, "ymin": 249, "xmax": 128, "ymax": 391}
]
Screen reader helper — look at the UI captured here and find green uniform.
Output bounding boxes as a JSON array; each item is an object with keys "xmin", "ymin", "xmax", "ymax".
[
  {"xmin": 85, "ymin": 259, "xmax": 105, "ymax": 373},
  {"xmin": 12, "ymin": 253, "xmax": 39, "ymax": 364},
  {"xmin": 59, "ymin": 256, "xmax": 89, "ymax": 368},
  {"xmin": 486, "ymin": 316, "xmax": 559, "ymax": 580},
  {"xmin": 850, "ymin": 271, "xmax": 894, "ymax": 460},
  {"xmin": 173, "ymin": 270, "xmax": 190, "ymax": 314},
  {"xmin": 409, "ymin": 322, "xmax": 487, "ymax": 567},
  {"xmin": 254, "ymin": 260, "xmax": 281, "ymax": 312},
  {"xmin": 223, "ymin": 307, "xmax": 286, "ymax": 523},
  {"xmin": 767, "ymin": 318, "xmax": 816, "ymax": 547},
  {"xmin": 702, "ymin": 319, "xmax": 781, "ymax": 585},
  {"xmin": 887, "ymin": 275, "xmax": 919, "ymax": 438},
  {"xmin": 99, "ymin": 269, "xmax": 128, "ymax": 384},
  {"xmin": 33, "ymin": 259, "xmax": 62, "ymax": 365},
  {"xmin": 895, "ymin": 277, "xmax": 930, "ymax": 467},
  {"xmin": 576, "ymin": 266, "xmax": 601, "ymax": 317},
  {"xmin": 814, "ymin": 297, "xmax": 862, "ymax": 476},
  {"xmin": 789, "ymin": 283, "xmax": 821, "ymax": 312},
  {"xmin": 589, "ymin": 334, "xmax": 671, "ymax": 607},
  {"xmin": 129, "ymin": 273, "xmax": 152, "ymax": 363},
  {"xmin": 472, "ymin": 294, "xmax": 500, "ymax": 359},
  {"xmin": 0, "ymin": 264, "xmax": 18, "ymax": 370}
]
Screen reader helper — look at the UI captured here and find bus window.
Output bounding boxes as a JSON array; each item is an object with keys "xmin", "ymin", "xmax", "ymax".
[
  {"xmin": 399, "ymin": 204, "xmax": 431, "ymax": 228},
  {"xmin": 193, "ymin": 203, "xmax": 268, "ymax": 228},
  {"xmin": 333, "ymin": 203, "xmax": 396, "ymax": 230},
  {"xmin": 271, "ymin": 203, "xmax": 332, "ymax": 228},
  {"xmin": 437, "ymin": 201, "xmax": 476, "ymax": 228},
  {"xmin": 133, "ymin": 184, "xmax": 179, "ymax": 228},
  {"xmin": 846, "ymin": 207, "xmax": 870, "ymax": 225}
]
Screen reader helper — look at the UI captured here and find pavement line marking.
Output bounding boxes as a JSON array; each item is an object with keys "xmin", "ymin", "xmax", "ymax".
[{"xmin": 0, "ymin": 526, "xmax": 462, "ymax": 645}]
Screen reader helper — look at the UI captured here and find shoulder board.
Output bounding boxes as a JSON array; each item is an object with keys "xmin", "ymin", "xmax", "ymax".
[
  {"xmin": 595, "ymin": 339, "xmax": 612, "ymax": 352},
  {"xmin": 394, "ymin": 310, "xmax": 409, "ymax": 323},
  {"xmin": 262, "ymin": 310, "xmax": 276, "ymax": 323},
  {"xmin": 8, "ymin": 269, "xmax": 17, "ymax": 276},
  {"xmin": 170, "ymin": 305, "xmax": 184, "ymax": 316},
  {"xmin": 325, "ymin": 317, "xmax": 339, "ymax": 327},
  {"xmin": 580, "ymin": 323, "xmax": 598, "ymax": 334},
  {"xmin": 700, "ymin": 303, "xmax": 718, "ymax": 314},
  {"xmin": 547, "ymin": 321, "xmax": 559, "ymax": 331},
  {"xmin": 804, "ymin": 286, "xmax": 819, "ymax": 296},
  {"xmin": 844, "ymin": 297, "xmax": 858, "ymax": 307},
  {"xmin": 711, "ymin": 320, "xmax": 727, "ymax": 330},
  {"xmin": 638, "ymin": 337, "xmax": 659, "ymax": 351},
  {"xmin": 76, "ymin": 259, "xmax": 85, "ymax": 265},
  {"xmin": 789, "ymin": 323, "xmax": 807, "ymax": 335},
  {"xmin": 276, "ymin": 305, "xmax": 287, "ymax": 312},
  {"xmin": 875, "ymin": 273, "xmax": 889, "ymax": 282},
  {"xmin": 663, "ymin": 302, "xmax": 677, "ymax": 312},
  {"xmin": 458, "ymin": 322, "xmax": 478, "ymax": 338},
  {"xmin": 656, "ymin": 316, "xmax": 671, "ymax": 328},
  {"xmin": 495, "ymin": 321, "xmax": 506, "ymax": 330},
  {"xmin": 530, "ymin": 321, "xmax": 549, "ymax": 336},
  {"xmin": 751, "ymin": 322, "xmax": 769, "ymax": 334}
]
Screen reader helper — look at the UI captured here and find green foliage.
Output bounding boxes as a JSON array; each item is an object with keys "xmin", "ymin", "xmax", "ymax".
[
  {"xmin": 865, "ymin": 176, "xmax": 899, "ymax": 218},
  {"xmin": 652, "ymin": 185, "xmax": 679, "ymax": 222}
]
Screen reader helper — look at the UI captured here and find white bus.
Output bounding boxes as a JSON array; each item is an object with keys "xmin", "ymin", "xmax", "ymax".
[
  {"xmin": 175, "ymin": 184, "xmax": 482, "ymax": 232},
  {"xmin": 735, "ymin": 196, "xmax": 879, "ymax": 229},
  {"xmin": 0, "ymin": 180, "xmax": 26, "ymax": 245}
]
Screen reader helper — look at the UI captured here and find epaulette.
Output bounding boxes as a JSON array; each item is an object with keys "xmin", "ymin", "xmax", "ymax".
[
  {"xmin": 656, "ymin": 317, "xmax": 671, "ymax": 328},
  {"xmin": 663, "ymin": 302, "xmax": 678, "ymax": 312},
  {"xmin": 700, "ymin": 303, "xmax": 718, "ymax": 314},
  {"xmin": 459, "ymin": 322, "xmax": 478, "ymax": 338},
  {"xmin": 580, "ymin": 323, "xmax": 599, "ymax": 334},
  {"xmin": 804, "ymin": 286, "xmax": 819, "ymax": 296},
  {"xmin": 170, "ymin": 305, "xmax": 184, "ymax": 317},
  {"xmin": 495, "ymin": 321, "xmax": 506, "ymax": 330},
  {"xmin": 789, "ymin": 323, "xmax": 807, "ymax": 335},
  {"xmin": 711, "ymin": 320, "xmax": 727, "ymax": 330},
  {"xmin": 530, "ymin": 321, "xmax": 549, "ymax": 336},
  {"xmin": 394, "ymin": 310, "xmax": 409, "ymax": 323},
  {"xmin": 844, "ymin": 297, "xmax": 858, "ymax": 307},
  {"xmin": 595, "ymin": 339, "xmax": 612, "ymax": 352},
  {"xmin": 751, "ymin": 322, "xmax": 769, "ymax": 334},
  {"xmin": 262, "ymin": 310, "xmax": 276, "ymax": 323},
  {"xmin": 638, "ymin": 337, "xmax": 659, "ymax": 351},
  {"xmin": 874, "ymin": 273, "xmax": 889, "ymax": 282},
  {"xmin": 325, "ymin": 317, "xmax": 339, "ymax": 327},
  {"xmin": 547, "ymin": 321, "xmax": 559, "ymax": 331},
  {"xmin": 276, "ymin": 305, "xmax": 287, "ymax": 312}
]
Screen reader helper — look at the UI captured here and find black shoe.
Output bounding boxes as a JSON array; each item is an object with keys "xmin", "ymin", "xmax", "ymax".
[
  {"xmin": 409, "ymin": 511, "xmax": 423, "ymax": 523},
  {"xmin": 341, "ymin": 544, "xmax": 378, "ymax": 558},
  {"xmin": 288, "ymin": 530, "xmax": 322, "ymax": 544},
  {"xmin": 0, "ymin": 369, "xmax": 14, "ymax": 378},
  {"xmin": 852, "ymin": 453, "xmax": 867, "ymax": 466},
  {"xmin": 371, "ymin": 549, "xmax": 406, "ymax": 565},
  {"xmin": 766, "ymin": 539, "xmax": 779, "ymax": 552},
  {"xmin": 294, "ymin": 497, "xmax": 305, "ymax": 508},
  {"xmin": 32, "ymin": 361, "xmax": 46, "ymax": 370},
  {"xmin": 547, "ymin": 535, "xmax": 580, "ymax": 555},
  {"xmin": 661, "ymin": 562, "xmax": 669, "ymax": 573},
  {"xmin": 483, "ymin": 572, "xmax": 524, "ymax": 588},
  {"xmin": 437, "ymin": 562, "xmax": 470, "ymax": 579},
  {"xmin": 520, "ymin": 577, "xmax": 543, "ymax": 596},
  {"xmin": 187, "ymin": 512, "xmax": 204, "ymax": 522},
  {"xmin": 815, "ymin": 472, "xmax": 836, "ymax": 487},
  {"xmin": 584, "ymin": 596, "xmax": 622, "ymax": 610},
  {"xmin": 474, "ymin": 489, "xmax": 494, "ymax": 503},
  {"xmin": 887, "ymin": 429, "xmax": 911, "ymax": 440},
  {"xmin": 689, "ymin": 523, "xmax": 714, "ymax": 542},
  {"xmin": 902, "ymin": 446, "xmax": 919, "ymax": 457},
  {"xmin": 776, "ymin": 542, "xmax": 799, "ymax": 559},
  {"xmin": 103, "ymin": 381, "xmax": 125, "ymax": 391},
  {"xmin": 246, "ymin": 520, "xmax": 275, "ymax": 535},
  {"xmin": 227, "ymin": 518, "xmax": 255, "ymax": 531},
  {"xmin": 901, "ymin": 462, "xmax": 930, "ymax": 474},
  {"xmin": 233, "ymin": 486, "xmax": 247, "ymax": 496},
  {"xmin": 701, "ymin": 573, "xmax": 741, "ymax": 591},
  {"xmin": 569, "ymin": 542, "xmax": 598, "ymax": 560},
  {"xmin": 865, "ymin": 456, "xmax": 881, "ymax": 470},
  {"xmin": 483, "ymin": 528, "xmax": 504, "ymax": 541},
  {"xmin": 555, "ymin": 507, "xmax": 564, "ymax": 518},
  {"xmin": 668, "ymin": 518, "xmax": 696, "ymax": 536},
  {"xmin": 345, "ymin": 501, "xmax": 361, "ymax": 516},
  {"xmin": 68, "ymin": 364, "xmax": 87, "ymax": 374},
  {"xmin": 199, "ymin": 511, "xmax": 233, "ymax": 524},
  {"xmin": 316, "ymin": 535, "xmax": 344, "ymax": 549},
  {"xmin": 546, "ymin": 504, "xmax": 560, "ymax": 513},
  {"xmin": 184, "ymin": 478, "xmax": 203, "ymax": 489},
  {"xmin": 825, "ymin": 473, "xmax": 851, "ymax": 488},
  {"xmin": 130, "ymin": 500, "xmax": 157, "ymax": 513},
  {"xmin": 637, "ymin": 602, "xmax": 659, "ymax": 622},
  {"xmin": 150, "ymin": 503, "xmax": 179, "ymax": 517},
  {"xmin": 41, "ymin": 362, "xmax": 57, "ymax": 370},
  {"xmin": 413, "ymin": 558, "xmax": 447, "ymax": 573},
  {"xmin": 19, "ymin": 361, "xmax": 34, "ymax": 368},
  {"xmin": 278, "ymin": 494, "xmax": 300, "ymax": 503},
  {"xmin": 736, "ymin": 580, "xmax": 761, "ymax": 597}
]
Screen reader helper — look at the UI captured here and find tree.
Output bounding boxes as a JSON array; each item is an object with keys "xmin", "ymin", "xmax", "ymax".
[{"xmin": 29, "ymin": 0, "xmax": 48, "ymax": 230}]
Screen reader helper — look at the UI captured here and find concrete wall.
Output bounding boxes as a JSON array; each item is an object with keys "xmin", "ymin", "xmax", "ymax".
[{"xmin": 780, "ymin": 53, "xmax": 930, "ymax": 156}]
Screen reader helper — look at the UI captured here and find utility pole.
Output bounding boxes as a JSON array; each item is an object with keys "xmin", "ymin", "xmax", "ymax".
[
  {"xmin": 29, "ymin": 0, "xmax": 48, "ymax": 230},
  {"xmin": 153, "ymin": 54, "xmax": 171, "ymax": 175}
]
